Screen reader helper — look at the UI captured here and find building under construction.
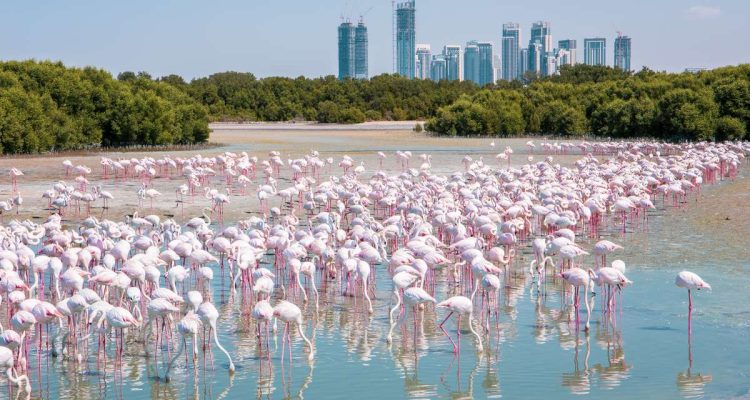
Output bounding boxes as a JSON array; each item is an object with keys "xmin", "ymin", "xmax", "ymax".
[
  {"xmin": 338, "ymin": 19, "xmax": 368, "ymax": 80},
  {"xmin": 395, "ymin": 1, "xmax": 416, "ymax": 79}
]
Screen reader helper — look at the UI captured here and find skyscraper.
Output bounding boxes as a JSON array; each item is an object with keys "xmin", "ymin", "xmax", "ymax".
[
  {"xmin": 584, "ymin": 38, "xmax": 607, "ymax": 66},
  {"xmin": 502, "ymin": 23, "xmax": 520, "ymax": 81},
  {"xmin": 430, "ymin": 55, "xmax": 446, "ymax": 81},
  {"xmin": 528, "ymin": 42, "xmax": 542, "ymax": 77},
  {"xmin": 416, "ymin": 44, "xmax": 431, "ymax": 80},
  {"xmin": 519, "ymin": 48, "xmax": 530, "ymax": 78},
  {"xmin": 396, "ymin": 1, "xmax": 416, "ymax": 79},
  {"xmin": 354, "ymin": 21, "xmax": 368, "ymax": 79},
  {"xmin": 444, "ymin": 45, "xmax": 461, "ymax": 81},
  {"xmin": 529, "ymin": 21, "xmax": 552, "ymax": 76},
  {"xmin": 614, "ymin": 35, "xmax": 631, "ymax": 71},
  {"xmin": 477, "ymin": 42, "xmax": 494, "ymax": 85},
  {"xmin": 558, "ymin": 39, "xmax": 577, "ymax": 66},
  {"xmin": 463, "ymin": 42, "xmax": 479, "ymax": 84},
  {"xmin": 338, "ymin": 22, "xmax": 355, "ymax": 80}
]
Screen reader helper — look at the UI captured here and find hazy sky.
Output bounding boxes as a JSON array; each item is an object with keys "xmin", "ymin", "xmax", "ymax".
[{"xmin": 1, "ymin": 0, "xmax": 747, "ymax": 80}]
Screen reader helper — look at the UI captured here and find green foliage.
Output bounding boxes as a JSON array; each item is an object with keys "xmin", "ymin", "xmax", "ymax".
[
  {"xmin": 0, "ymin": 60, "xmax": 209, "ymax": 154},
  {"xmin": 183, "ymin": 73, "xmax": 478, "ymax": 123},
  {"xmin": 427, "ymin": 64, "xmax": 750, "ymax": 140},
  {"xmin": 715, "ymin": 116, "xmax": 747, "ymax": 141}
]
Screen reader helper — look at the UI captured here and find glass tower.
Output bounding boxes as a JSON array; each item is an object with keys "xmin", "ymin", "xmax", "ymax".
[
  {"xmin": 502, "ymin": 23, "xmax": 520, "ymax": 81},
  {"xmin": 416, "ymin": 44, "xmax": 431, "ymax": 79},
  {"xmin": 477, "ymin": 42, "xmax": 494, "ymax": 86},
  {"xmin": 614, "ymin": 35, "xmax": 631, "ymax": 71},
  {"xmin": 584, "ymin": 38, "xmax": 607, "ymax": 66},
  {"xmin": 443, "ymin": 45, "xmax": 461, "ymax": 81},
  {"xmin": 463, "ymin": 42, "xmax": 480, "ymax": 84},
  {"xmin": 529, "ymin": 21, "xmax": 552, "ymax": 76},
  {"xmin": 558, "ymin": 39, "xmax": 577, "ymax": 66},
  {"xmin": 354, "ymin": 21, "xmax": 368, "ymax": 79},
  {"xmin": 430, "ymin": 55, "xmax": 446, "ymax": 81},
  {"xmin": 338, "ymin": 22, "xmax": 355, "ymax": 80},
  {"xmin": 396, "ymin": 1, "xmax": 416, "ymax": 79}
]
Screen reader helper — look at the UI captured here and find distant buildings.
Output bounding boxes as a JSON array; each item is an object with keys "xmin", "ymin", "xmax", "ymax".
[
  {"xmin": 530, "ymin": 21, "xmax": 552, "ymax": 76},
  {"xmin": 339, "ymin": 6, "xmax": 638, "ymax": 83},
  {"xmin": 501, "ymin": 23, "xmax": 521, "ymax": 81},
  {"xmin": 430, "ymin": 55, "xmax": 446, "ymax": 81},
  {"xmin": 519, "ymin": 48, "xmax": 530, "ymax": 78},
  {"xmin": 354, "ymin": 21, "xmax": 368, "ymax": 79},
  {"xmin": 415, "ymin": 44, "xmax": 431, "ymax": 79},
  {"xmin": 614, "ymin": 35, "xmax": 631, "ymax": 71},
  {"xmin": 464, "ymin": 42, "xmax": 479, "ymax": 83},
  {"xmin": 337, "ymin": 22, "xmax": 355, "ymax": 80},
  {"xmin": 584, "ymin": 38, "xmax": 607, "ymax": 66},
  {"xmin": 444, "ymin": 45, "xmax": 461, "ymax": 81},
  {"xmin": 558, "ymin": 40, "xmax": 577, "ymax": 66},
  {"xmin": 396, "ymin": 1, "xmax": 416, "ymax": 79},
  {"xmin": 477, "ymin": 42, "xmax": 494, "ymax": 85},
  {"xmin": 338, "ymin": 20, "xmax": 368, "ymax": 80}
]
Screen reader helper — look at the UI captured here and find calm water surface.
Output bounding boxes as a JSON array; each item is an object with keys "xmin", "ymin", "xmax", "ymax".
[{"xmin": 6, "ymin": 134, "xmax": 750, "ymax": 400}]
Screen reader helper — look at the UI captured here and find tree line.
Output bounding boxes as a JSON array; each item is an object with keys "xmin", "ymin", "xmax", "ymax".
[
  {"xmin": 425, "ymin": 64, "xmax": 750, "ymax": 141},
  {"xmin": 1, "ymin": 60, "xmax": 748, "ymax": 155},
  {"xmin": 0, "ymin": 60, "xmax": 209, "ymax": 154},
  {"xmin": 164, "ymin": 72, "xmax": 479, "ymax": 123}
]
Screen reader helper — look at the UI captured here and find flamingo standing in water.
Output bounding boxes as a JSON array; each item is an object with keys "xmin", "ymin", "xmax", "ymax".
[
  {"xmin": 675, "ymin": 271, "xmax": 711, "ymax": 336},
  {"xmin": 164, "ymin": 312, "xmax": 202, "ymax": 382},
  {"xmin": 560, "ymin": 267, "xmax": 593, "ymax": 331},
  {"xmin": 0, "ymin": 346, "xmax": 31, "ymax": 393},
  {"xmin": 273, "ymin": 300, "xmax": 314, "ymax": 362},
  {"xmin": 9, "ymin": 168, "xmax": 23, "ymax": 193},
  {"xmin": 197, "ymin": 301, "xmax": 236, "ymax": 373},
  {"xmin": 436, "ymin": 296, "xmax": 483, "ymax": 355}
]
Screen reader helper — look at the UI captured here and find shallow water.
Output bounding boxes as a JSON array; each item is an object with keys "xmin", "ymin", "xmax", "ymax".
[{"xmin": 1, "ymin": 126, "xmax": 748, "ymax": 399}]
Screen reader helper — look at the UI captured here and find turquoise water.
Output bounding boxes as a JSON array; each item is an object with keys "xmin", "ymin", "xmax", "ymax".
[{"xmin": 4, "ymin": 140, "xmax": 749, "ymax": 399}]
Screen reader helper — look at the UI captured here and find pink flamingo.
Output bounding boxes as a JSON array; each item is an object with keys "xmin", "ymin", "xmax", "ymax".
[
  {"xmin": 436, "ymin": 296, "xmax": 483, "ymax": 356},
  {"xmin": 675, "ymin": 271, "xmax": 711, "ymax": 336},
  {"xmin": 9, "ymin": 168, "xmax": 23, "ymax": 193}
]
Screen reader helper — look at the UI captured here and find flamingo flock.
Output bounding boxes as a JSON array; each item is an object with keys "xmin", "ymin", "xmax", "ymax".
[{"xmin": 0, "ymin": 139, "xmax": 744, "ymax": 397}]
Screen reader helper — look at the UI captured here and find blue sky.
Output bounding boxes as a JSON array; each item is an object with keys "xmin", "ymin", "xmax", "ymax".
[{"xmin": 0, "ymin": 0, "xmax": 747, "ymax": 80}]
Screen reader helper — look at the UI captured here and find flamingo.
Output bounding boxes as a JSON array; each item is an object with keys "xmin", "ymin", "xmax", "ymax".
[
  {"xmin": 197, "ymin": 301, "xmax": 236, "ymax": 373},
  {"xmin": 273, "ymin": 300, "xmax": 314, "ymax": 362},
  {"xmin": 560, "ymin": 267, "xmax": 593, "ymax": 331},
  {"xmin": 436, "ymin": 296, "xmax": 483, "ymax": 355},
  {"xmin": 675, "ymin": 271, "xmax": 711, "ymax": 336}
]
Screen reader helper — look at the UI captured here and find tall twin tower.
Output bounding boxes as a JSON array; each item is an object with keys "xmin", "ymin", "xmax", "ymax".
[{"xmin": 338, "ymin": 19, "xmax": 368, "ymax": 80}]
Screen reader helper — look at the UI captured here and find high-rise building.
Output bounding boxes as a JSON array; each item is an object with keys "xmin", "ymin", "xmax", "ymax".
[
  {"xmin": 529, "ymin": 21, "xmax": 552, "ymax": 76},
  {"xmin": 614, "ymin": 35, "xmax": 631, "ymax": 71},
  {"xmin": 444, "ymin": 45, "xmax": 461, "ymax": 81},
  {"xmin": 354, "ymin": 21, "xmax": 368, "ymax": 79},
  {"xmin": 430, "ymin": 55, "xmax": 447, "ymax": 81},
  {"xmin": 338, "ymin": 22, "xmax": 355, "ymax": 80},
  {"xmin": 396, "ymin": 1, "xmax": 416, "ymax": 79},
  {"xmin": 584, "ymin": 38, "xmax": 607, "ymax": 66},
  {"xmin": 519, "ymin": 48, "xmax": 530, "ymax": 78},
  {"xmin": 464, "ymin": 42, "xmax": 480, "ymax": 84},
  {"xmin": 553, "ymin": 49, "xmax": 571, "ymax": 73},
  {"xmin": 477, "ymin": 42, "xmax": 494, "ymax": 86},
  {"xmin": 528, "ymin": 42, "xmax": 542, "ymax": 77},
  {"xmin": 502, "ymin": 22, "xmax": 521, "ymax": 81},
  {"xmin": 558, "ymin": 39, "xmax": 577, "ymax": 66},
  {"xmin": 493, "ymin": 54, "xmax": 502, "ymax": 83},
  {"xmin": 545, "ymin": 54, "xmax": 558, "ymax": 76},
  {"xmin": 416, "ymin": 44, "xmax": 431, "ymax": 79}
]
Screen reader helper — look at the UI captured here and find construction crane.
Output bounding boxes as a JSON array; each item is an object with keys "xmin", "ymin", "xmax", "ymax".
[{"xmin": 359, "ymin": 6, "xmax": 373, "ymax": 23}]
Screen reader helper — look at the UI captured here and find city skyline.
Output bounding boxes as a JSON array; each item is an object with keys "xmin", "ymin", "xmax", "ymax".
[{"xmin": 0, "ymin": 1, "xmax": 746, "ymax": 79}]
